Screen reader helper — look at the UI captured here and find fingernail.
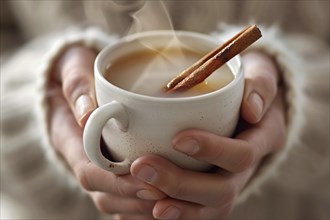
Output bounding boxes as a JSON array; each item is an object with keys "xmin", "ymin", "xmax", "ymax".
[
  {"xmin": 136, "ymin": 189, "xmax": 162, "ymax": 200},
  {"xmin": 248, "ymin": 92, "xmax": 263, "ymax": 121},
  {"xmin": 174, "ymin": 138, "xmax": 200, "ymax": 155},
  {"xmin": 135, "ymin": 165, "xmax": 157, "ymax": 184},
  {"xmin": 75, "ymin": 94, "xmax": 94, "ymax": 126},
  {"xmin": 157, "ymin": 206, "xmax": 181, "ymax": 220}
]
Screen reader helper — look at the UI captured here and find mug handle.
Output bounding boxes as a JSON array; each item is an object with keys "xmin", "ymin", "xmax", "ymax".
[{"xmin": 83, "ymin": 101, "xmax": 130, "ymax": 175}]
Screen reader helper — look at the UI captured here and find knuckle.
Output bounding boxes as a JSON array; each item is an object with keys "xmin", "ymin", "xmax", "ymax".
[
  {"xmin": 62, "ymin": 67, "xmax": 90, "ymax": 102},
  {"xmin": 232, "ymin": 146, "xmax": 255, "ymax": 172},
  {"xmin": 76, "ymin": 165, "xmax": 93, "ymax": 191},
  {"xmin": 207, "ymin": 144, "xmax": 225, "ymax": 166},
  {"xmin": 165, "ymin": 176, "xmax": 187, "ymax": 199},
  {"xmin": 92, "ymin": 193, "xmax": 113, "ymax": 214},
  {"xmin": 257, "ymin": 73, "xmax": 277, "ymax": 98},
  {"xmin": 114, "ymin": 184, "xmax": 127, "ymax": 197},
  {"xmin": 134, "ymin": 201, "xmax": 154, "ymax": 214},
  {"xmin": 113, "ymin": 176, "xmax": 130, "ymax": 196}
]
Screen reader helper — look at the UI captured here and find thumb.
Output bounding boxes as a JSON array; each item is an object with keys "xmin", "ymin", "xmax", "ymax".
[
  {"xmin": 57, "ymin": 45, "xmax": 98, "ymax": 127},
  {"xmin": 241, "ymin": 51, "xmax": 279, "ymax": 124}
]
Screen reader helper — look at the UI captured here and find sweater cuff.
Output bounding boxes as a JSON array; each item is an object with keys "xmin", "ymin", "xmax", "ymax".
[
  {"xmin": 212, "ymin": 24, "xmax": 303, "ymax": 203},
  {"xmin": 36, "ymin": 26, "xmax": 118, "ymax": 169}
]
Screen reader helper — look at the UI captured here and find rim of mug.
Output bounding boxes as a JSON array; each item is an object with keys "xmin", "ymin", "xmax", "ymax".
[{"xmin": 95, "ymin": 30, "xmax": 243, "ymax": 103}]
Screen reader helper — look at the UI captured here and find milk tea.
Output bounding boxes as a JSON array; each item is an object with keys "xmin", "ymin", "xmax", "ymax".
[{"xmin": 105, "ymin": 47, "xmax": 234, "ymax": 97}]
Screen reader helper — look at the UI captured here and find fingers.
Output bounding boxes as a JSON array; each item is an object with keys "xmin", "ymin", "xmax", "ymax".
[
  {"xmin": 47, "ymin": 45, "xmax": 167, "ymax": 216},
  {"xmin": 130, "ymin": 72, "xmax": 286, "ymax": 219},
  {"xmin": 131, "ymin": 155, "xmax": 237, "ymax": 207},
  {"xmin": 130, "ymin": 91, "xmax": 286, "ymax": 206},
  {"xmin": 171, "ymin": 91, "xmax": 285, "ymax": 173},
  {"xmin": 237, "ymin": 87, "xmax": 286, "ymax": 153},
  {"xmin": 48, "ymin": 84, "xmax": 166, "ymax": 200},
  {"xmin": 76, "ymin": 163, "xmax": 166, "ymax": 200},
  {"xmin": 241, "ymin": 51, "xmax": 279, "ymax": 124},
  {"xmin": 172, "ymin": 130, "xmax": 255, "ymax": 173},
  {"xmin": 47, "ymin": 81, "xmax": 86, "ymax": 163},
  {"xmin": 131, "ymin": 153, "xmax": 260, "ymax": 219},
  {"xmin": 114, "ymin": 214, "xmax": 155, "ymax": 220},
  {"xmin": 153, "ymin": 198, "xmax": 232, "ymax": 220},
  {"xmin": 54, "ymin": 45, "xmax": 98, "ymax": 127},
  {"xmin": 90, "ymin": 192, "xmax": 155, "ymax": 216},
  {"xmin": 171, "ymin": 85, "xmax": 285, "ymax": 173}
]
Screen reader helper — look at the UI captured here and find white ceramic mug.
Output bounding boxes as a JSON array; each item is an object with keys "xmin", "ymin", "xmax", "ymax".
[{"xmin": 83, "ymin": 30, "xmax": 244, "ymax": 175}]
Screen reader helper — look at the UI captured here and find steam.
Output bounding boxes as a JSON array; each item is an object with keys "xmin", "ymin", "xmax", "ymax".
[
  {"xmin": 84, "ymin": 0, "xmax": 174, "ymax": 35},
  {"xmin": 84, "ymin": 0, "xmax": 190, "ymax": 93},
  {"xmin": 122, "ymin": 1, "xmax": 187, "ymax": 92},
  {"xmin": 126, "ymin": 0, "xmax": 173, "ymax": 34}
]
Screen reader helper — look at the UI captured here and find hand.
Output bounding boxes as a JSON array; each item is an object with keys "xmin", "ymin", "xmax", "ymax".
[
  {"xmin": 47, "ymin": 45, "xmax": 165, "ymax": 218},
  {"xmin": 128, "ymin": 51, "xmax": 286, "ymax": 220}
]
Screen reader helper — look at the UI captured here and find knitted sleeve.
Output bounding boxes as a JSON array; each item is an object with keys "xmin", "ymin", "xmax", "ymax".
[
  {"xmin": 212, "ymin": 23, "xmax": 328, "ymax": 204},
  {"xmin": 1, "ymin": 26, "xmax": 117, "ymax": 219}
]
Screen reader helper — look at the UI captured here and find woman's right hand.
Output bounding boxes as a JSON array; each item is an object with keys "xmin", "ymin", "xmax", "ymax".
[{"xmin": 47, "ymin": 45, "xmax": 165, "ymax": 219}]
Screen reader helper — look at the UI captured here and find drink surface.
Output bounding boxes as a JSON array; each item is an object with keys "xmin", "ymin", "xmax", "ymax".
[{"xmin": 105, "ymin": 47, "xmax": 234, "ymax": 97}]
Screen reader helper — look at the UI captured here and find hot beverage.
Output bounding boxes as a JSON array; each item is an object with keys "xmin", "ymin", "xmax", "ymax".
[
  {"xmin": 84, "ymin": 31, "xmax": 244, "ymax": 174},
  {"xmin": 105, "ymin": 47, "xmax": 234, "ymax": 97}
]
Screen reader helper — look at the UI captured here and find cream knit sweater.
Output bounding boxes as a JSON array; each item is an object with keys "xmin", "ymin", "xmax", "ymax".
[{"xmin": 1, "ymin": 1, "xmax": 329, "ymax": 219}]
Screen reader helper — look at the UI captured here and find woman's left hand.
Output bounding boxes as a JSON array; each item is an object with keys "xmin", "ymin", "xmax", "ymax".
[{"xmin": 127, "ymin": 51, "xmax": 286, "ymax": 220}]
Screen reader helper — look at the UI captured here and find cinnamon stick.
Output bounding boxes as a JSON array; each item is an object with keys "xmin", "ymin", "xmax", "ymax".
[{"xmin": 165, "ymin": 25, "xmax": 262, "ymax": 93}]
